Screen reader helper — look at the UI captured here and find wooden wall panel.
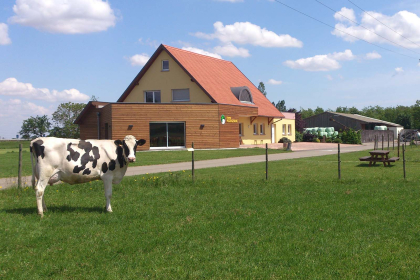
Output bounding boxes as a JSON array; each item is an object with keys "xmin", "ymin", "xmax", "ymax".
[
  {"xmin": 100, "ymin": 104, "xmax": 112, "ymax": 139},
  {"xmin": 110, "ymin": 103, "xmax": 221, "ymax": 150},
  {"xmin": 79, "ymin": 108, "xmax": 99, "ymax": 140},
  {"xmin": 218, "ymin": 104, "xmax": 258, "ymax": 148}
]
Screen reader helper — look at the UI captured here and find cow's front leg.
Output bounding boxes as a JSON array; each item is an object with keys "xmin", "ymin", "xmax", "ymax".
[
  {"xmin": 103, "ymin": 178, "xmax": 113, "ymax": 212},
  {"xmin": 42, "ymin": 196, "xmax": 47, "ymax": 212},
  {"xmin": 35, "ymin": 178, "xmax": 49, "ymax": 217}
]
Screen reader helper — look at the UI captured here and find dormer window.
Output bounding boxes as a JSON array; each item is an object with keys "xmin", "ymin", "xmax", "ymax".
[
  {"xmin": 230, "ymin": 86, "xmax": 253, "ymax": 104},
  {"xmin": 162, "ymin": 60, "xmax": 169, "ymax": 71}
]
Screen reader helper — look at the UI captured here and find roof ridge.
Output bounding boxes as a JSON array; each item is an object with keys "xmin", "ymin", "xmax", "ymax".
[{"xmin": 163, "ymin": 44, "xmax": 230, "ymax": 62}]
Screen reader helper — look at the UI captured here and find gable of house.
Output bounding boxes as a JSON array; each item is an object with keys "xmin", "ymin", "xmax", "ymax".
[{"xmin": 123, "ymin": 50, "xmax": 212, "ymax": 103}]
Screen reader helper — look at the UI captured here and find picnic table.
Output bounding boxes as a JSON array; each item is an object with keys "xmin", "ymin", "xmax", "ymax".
[{"xmin": 359, "ymin": 150, "xmax": 400, "ymax": 166}]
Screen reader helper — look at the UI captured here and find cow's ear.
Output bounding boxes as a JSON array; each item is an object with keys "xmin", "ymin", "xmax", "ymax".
[
  {"xmin": 114, "ymin": 140, "xmax": 123, "ymax": 146},
  {"xmin": 137, "ymin": 139, "xmax": 146, "ymax": 146}
]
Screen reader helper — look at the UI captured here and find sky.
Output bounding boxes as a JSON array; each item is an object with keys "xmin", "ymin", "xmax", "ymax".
[{"xmin": 1, "ymin": 0, "xmax": 420, "ymax": 139}]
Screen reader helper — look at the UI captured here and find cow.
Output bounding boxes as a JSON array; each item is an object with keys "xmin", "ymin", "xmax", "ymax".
[{"xmin": 30, "ymin": 135, "xmax": 146, "ymax": 217}]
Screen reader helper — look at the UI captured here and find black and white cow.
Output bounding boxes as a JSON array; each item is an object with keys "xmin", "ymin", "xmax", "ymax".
[{"xmin": 30, "ymin": 135, "xmax": 146, "ymax": 217}]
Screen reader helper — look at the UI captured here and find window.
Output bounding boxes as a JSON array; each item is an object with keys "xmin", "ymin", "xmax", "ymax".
[
  {"xmin": 162, "ymin": 60, "xmax": 169, "ymax": 71},
  {"xmin": 230, "ymin": 86, "xmax": 253, "ymax": 104},
  {"xmin": 253, "ymin": 123, "xmax": 258, "ymax": 135},
  {"xmin": 172, "ymin": 89, "xmax": 190, "ymax": 102},
  {"xmin": 239, "ymin": 123, "xmax": 244, "ymax": 136},
  {"xmin": 150, "ymin": 122, "xmax": 185, "ymax": 148},
  {"xmin": 288, "ymin": 124, "xmax": 292, "ymax": 135},
  {"xmin": 260, "ymin": 123, "xmax": 265, "ymax": 135},
  {"xmin": 145, "ymin": 91, "xmax": 161, "ymax": 103},
  {"xmin": 282, "ymin": 124, "xmax": 286, "ymax": 135}
]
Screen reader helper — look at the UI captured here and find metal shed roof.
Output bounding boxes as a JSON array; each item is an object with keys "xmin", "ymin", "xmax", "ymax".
[{"xmin": 332, "ymin": 112, "xmax": 402, "ymax": 127}]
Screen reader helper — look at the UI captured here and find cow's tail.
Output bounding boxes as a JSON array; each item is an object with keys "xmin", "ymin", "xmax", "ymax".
[{"xmin": 30, "ymin": 143, "xmax": 36, "ymax": 189}]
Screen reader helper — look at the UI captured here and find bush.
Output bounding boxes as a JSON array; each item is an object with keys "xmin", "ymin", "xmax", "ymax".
[
  {"xmin": 334, "ymin": 138, "xmax": 343, "ymax": 143},
  {"xmin": 295, "ymin": 132, "xmax": 303, "ymax": 142},
  {"xmin": 341, "ymin": 128, "xmax": 361, "ymax": 144},
  {"xmin": 278, "ymin": 137, "xmax": 291, "ymax": 143},
  {"xmin": 313, "ymin": 138, "xmax": 320, "ymax": 143},
  {"xmin": 303, "ymin": 132, "xmax": 316, "ymax": 142},
  {"xmin": 326, "ymin": 138, "xmax": 332, "ymax": 143}
]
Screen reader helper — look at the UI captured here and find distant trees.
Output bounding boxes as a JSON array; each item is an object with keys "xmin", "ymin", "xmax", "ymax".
[
  {"xmin": 19, "ymin": 115, "xmax": 51, "ymax": 139},
  {"xmin": 258, "ymin": 82, "xmax": 267, "ymax": 96},
  {"xmin": 272, "ymin": 100, "xmax": 286, "ymax": 112},
  {"xmin": 20, "ymin": 102, "xmax": 86, "ymax": 139}
]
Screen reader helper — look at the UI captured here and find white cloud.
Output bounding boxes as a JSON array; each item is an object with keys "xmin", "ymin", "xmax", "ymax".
[
  {"xmin": 334, "ymin": 7, "xmax": 356, "ymax": 24},
  {"xmin": 267, "ymin": 79, "xmax": 283, "ymax": 85},
  {"xmin": 365, "ymin": 51, "xmax": 382, "ymax": 60},
  {"xmin": 138, "ymin": 38, "xmax": 159, "ymax": 48},
  {"xmin": 283, "ymin": 50, "xmax": 354, "ymax": 72},
  {"xmin": 395, "ymin": 67, "xmax": 404, "ymax": 73},
  {"xmin": 213, "ymin": 43, "xmax": 250, "ymax": 57},
  {"xmin": 326, "ymin": 75, "xmax": 333, "ymax": 81},
  {"xmin": 9, "ymin": 0, "xmax": 116, "ymax": 34},
  {"xmin": 194, "ymin": 21, "xmax": 303, "ymax": 48},
  {"xmin": 0, "ymin": 23, "xmax": 11, "ymax": 45},
  {"xmin": 0, "ymin": 78, "xmax": 89, "ymax": 103},
  {"xmin": 129, "ymin": 53, "xmax": 150, "ymax": 66},
  {"xmin": 332, "ymin": 8, "xmax": 420, "ymax": 48},
  {"xmin": 182, "ymin": 47, "xmax": 222, "ymax": 59}
]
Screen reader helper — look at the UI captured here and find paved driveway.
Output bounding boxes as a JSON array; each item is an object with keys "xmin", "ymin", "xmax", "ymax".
[{"xmin": 0, "ymin": 142, "xmax": 375, "ymax": 190}]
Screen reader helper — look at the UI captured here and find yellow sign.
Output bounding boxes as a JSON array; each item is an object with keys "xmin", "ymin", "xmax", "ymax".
[{"xmin": 226, "ymin": 116, "xmax": 238, "ymax": 123}]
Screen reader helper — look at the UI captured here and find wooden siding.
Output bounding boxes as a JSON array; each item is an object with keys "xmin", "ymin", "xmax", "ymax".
[
  {"xmin": 79, "ymin": 107, "xmax": 100, "ymax": 140},
  {"xmin": 100, "ymin": 104, "xmax": 112, "ymax": 140},
  {"xmin": 110, "ymin": 103, "xmax": 221, "ymax": 150},
  {"xmin": 361, "ymin": 130, "xmax": 393, "ymax": 143},
  {"xmin": 219, "ymin": 104, "xmax": 258, "ymax": 148}
]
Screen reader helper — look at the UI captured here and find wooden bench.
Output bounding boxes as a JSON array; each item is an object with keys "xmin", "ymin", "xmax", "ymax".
[
  {"xmin": 359, "ymin": 156, "xmax": 372, "ymax": 161},
  {"xmin": 386, "ymin": 157, "xmax": 400, "ymax": 162}
]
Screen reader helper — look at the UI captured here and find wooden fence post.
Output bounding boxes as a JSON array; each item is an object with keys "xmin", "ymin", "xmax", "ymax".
[
  {"xmin": 338, "ymin": 143, "xmax": 341, "ymax": 180},
  {"xmin": 265, "ymin": 143, "xmax": 268, "ymax": 180},
  {"xmin": 393, "ymin": 134, "xmax": 394, "ymax": 150},
  {"xmin": 382, "ymin": 135, "xmax": 384, "ymax": 150},
  {"xmin": 192, "ymin": 142, "xmax": 195, "ymax": 182},
  {"xmin": 18, "ymin": 144, "xmax": 22, "ymax": 189},
  {"xmin": 398, "ymin": 133, "xmax": 400, "ymax": 157},
  {"xmin": 387, "ymin": 134, "xmax": 389, "ymax": 150},
  {"xmin": 403, "ymin": 144, "xmax": 406, "ymax": 180}
]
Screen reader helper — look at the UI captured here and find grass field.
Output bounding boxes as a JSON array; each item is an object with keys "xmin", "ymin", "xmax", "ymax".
[
  {"xmin": 1, "ymin": 146, "xmax": 419, "ymax": 278},
  {"xmin": 0, "ymin": 142, "xmax": 288, "ymax": 178}
]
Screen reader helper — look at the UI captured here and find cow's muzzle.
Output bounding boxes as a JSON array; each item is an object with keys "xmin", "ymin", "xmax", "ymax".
[{"xmin": 128, "ymin": 157, "xmax": 136, "ymax": 162}]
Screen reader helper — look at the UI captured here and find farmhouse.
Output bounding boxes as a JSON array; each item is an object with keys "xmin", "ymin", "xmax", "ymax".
[{"xmin": 75, "ymin": 44, "xmax": 294, "ymax": 150}]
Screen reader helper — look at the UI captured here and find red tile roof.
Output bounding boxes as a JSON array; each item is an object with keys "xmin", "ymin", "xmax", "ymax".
[{"xmin": 118, "ymin": 44, "xmax": 284, "ymax": 118}]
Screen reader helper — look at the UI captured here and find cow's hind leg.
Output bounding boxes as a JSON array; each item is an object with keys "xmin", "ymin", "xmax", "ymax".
[
  {"xmin": 35, "ymin": 177, "xmax": 49, "ymax": 217},
  {"xmin": 103, "ymin": 178, "xmax": 113, "ymax": 213},
  {"xmin": 42, "ymin": 196, "xmax": 47, "ymax": 212}
]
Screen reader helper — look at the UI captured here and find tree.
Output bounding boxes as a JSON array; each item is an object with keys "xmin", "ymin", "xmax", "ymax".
[
  {"xmin": 20, "ymin": 115, "xmax": 51, "ymax": 139},
  {"xmin": 258, "ymin": 82, "xmax": 267, "ymax": 96},
  {"xmin": 412, "ymin": 100, "xmax": 420, "ymax": 129},
  {"xmin": 50, "ymin": 102, "xmax": 86, "ymax": 138},
  {"xmin": 300, "ymin": 108, "xmax": 314, "ymax": 119},
  {"xmin": 314, "ymin": 106, "xmax": 324, "ymax": 115}
]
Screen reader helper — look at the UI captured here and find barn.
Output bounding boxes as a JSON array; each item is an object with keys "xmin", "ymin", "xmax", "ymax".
[
  {"xmin": 74, "ymin": 44, "xmax": 294, "ymax": 150},
  {"xmin": 303, "ymin": 111, "xmax": 404, "ymax": 141}
]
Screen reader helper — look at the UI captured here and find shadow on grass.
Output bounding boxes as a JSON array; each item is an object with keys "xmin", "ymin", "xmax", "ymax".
[
  {"xmin": 5, "ymin": 205, "xmax": 105, "ymax": 215},
  {"xmin": 355, "ymin": 164, "xmax": 396, "ymax": 168}
]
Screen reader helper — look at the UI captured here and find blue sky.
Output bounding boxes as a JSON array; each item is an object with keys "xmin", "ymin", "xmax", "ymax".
[{"xmin": 1, "ymin": 0, "xmax": 420, "ymax": 138}]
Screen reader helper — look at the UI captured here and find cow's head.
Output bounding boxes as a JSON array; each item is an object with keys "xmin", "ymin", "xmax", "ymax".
[{"xmin": 115, "ymin": 135, "xmax": 146, "ymax": 163}]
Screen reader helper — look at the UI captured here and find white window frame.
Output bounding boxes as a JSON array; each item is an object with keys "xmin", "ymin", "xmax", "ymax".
[
  {"xmin": 172, "ymin": 89, "xmax": 190, "ymax": 102},
  {"xmin": 260, "ymin": 123, "xmax": 265, "ymax": 135},
  {"xmin": 288, "ymin": 124, "xmax": 292, "ymax": 135},
  {"xmin": 144, "ymin": 91, "xmax": 161, "ymax": 103},
  {"xmin": 253, "ymin": 123, "xmax": 258, "ymax": 135},
  {"xmin": 239, "ymin": 123, "xmax": 244, "ymax": 136},
  {"xmin": 162, "ymin": 60, "xmax": 169, "ymax": 71},
  {"xmin": 282, "ymin": 124, "xmax": 286, "ymax": 135}
]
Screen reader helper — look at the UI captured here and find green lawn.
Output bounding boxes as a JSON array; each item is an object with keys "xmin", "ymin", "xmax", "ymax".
[
  {"xmin": 1, "ymin": 146, "xmax": 419, "ymax": 278},
  {"xmin": 0, "ymin": 147, "xmax": 288, "ymax": 178}
]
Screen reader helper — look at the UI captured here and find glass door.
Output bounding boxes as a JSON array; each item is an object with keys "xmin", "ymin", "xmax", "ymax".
[{"xmin": 150, "ymin": 122, "xmax": 185, "ymax": 148}]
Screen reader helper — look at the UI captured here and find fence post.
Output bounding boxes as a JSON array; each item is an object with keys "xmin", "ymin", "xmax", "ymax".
[
  {"xmin": 18, "ymin": 144, "xmax": 22, "ymax": 189},
  {"xmin": 382, "ymin": 135, "xmax": 384, "ymax": 150},
  {"xmin": 398, "ymin": 133, "xmax": 400, "ymax": 157},
  {"xmin": 265, "ymin": 143, "xmax": 268, "ymax": 180},
  {"xmin": 393, "ymin": 134, "xmax": 394, "ymax": 150},
  {"xmin": 338, "ymin": 143, "xmax": 341, "ymax": 180},
  {"xmin": 403, "ymin": 144, "xmax": 406, "ymax": 180},
  {"xmin": 192, "ymin": 142, "xmax": 194, "ymax": 182},
  {"xmin": 387, "ymin": 134, "xmax": 389, "ymax": 150}
]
